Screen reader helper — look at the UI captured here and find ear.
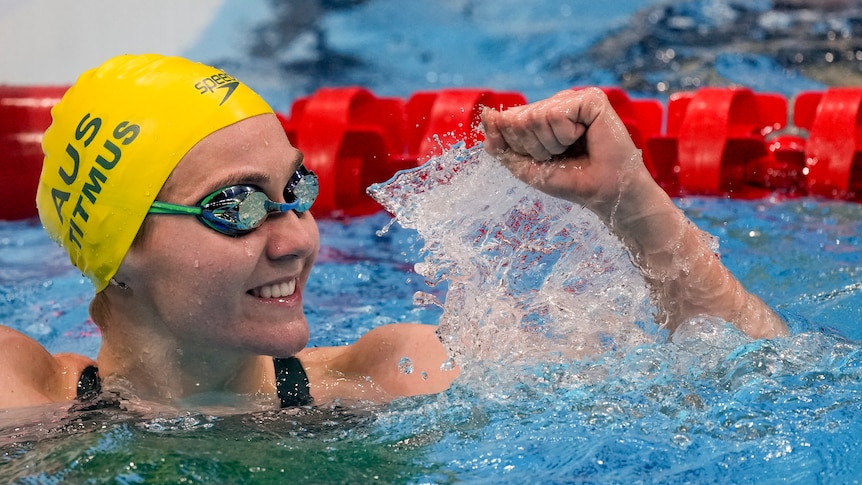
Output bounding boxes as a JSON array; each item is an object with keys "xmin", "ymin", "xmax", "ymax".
[
  {"xmin": 109, "ymin": 249, "xmax": 144, "ymax": 298},
  {"xmin": 89, "ymin": 291, "xmax": 112, "ymax": 329}
]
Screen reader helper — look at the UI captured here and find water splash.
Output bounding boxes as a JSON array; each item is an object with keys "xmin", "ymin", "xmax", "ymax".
[
  {"xmin": 367, "ymin": 148, "xmax": 862, "ymax": 480},
  {"xmin": 369, "ymin": 143, "xmax": 655, "ymax": 378}
]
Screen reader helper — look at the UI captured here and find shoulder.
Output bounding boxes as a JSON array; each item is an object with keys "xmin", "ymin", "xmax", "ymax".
[
  {"xmin": 0, "ymin": 326, "xmax": 95, "ymax": 409},
  {"xmin": 297, "ymin": 323, "xmax": 459, "ymax": 403}
]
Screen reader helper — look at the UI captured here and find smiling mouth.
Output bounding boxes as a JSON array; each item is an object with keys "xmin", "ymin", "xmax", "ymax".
[{"xmin": 249, "ymin": 279, "xmax": 297, "ymax": 299}]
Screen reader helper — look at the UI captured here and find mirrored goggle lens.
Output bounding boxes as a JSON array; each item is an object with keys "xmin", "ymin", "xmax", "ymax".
[
  {"xmin": 198, "ymin": 167, "xmax": 318, "ymax": 236},
  {"xmin": 285, "ymin": 165, "xmax": 318, "ymax": 213},
  {"xmin": 198, "ymin": 185, "xmax": 267, "ymax": 235}
]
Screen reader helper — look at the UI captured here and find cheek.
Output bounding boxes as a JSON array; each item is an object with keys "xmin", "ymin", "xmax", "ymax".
[
  {"xmin": 165, "ymin": 243, "xmax": 254, "ymax": 296},
  {"xmin": 144, "ymin": 244, "xmax": 261, "ymax": 342},
  {"xmin": 127, "ymin": 219, "xmax": 259, "ymax": 305},
  {"xmin": 301, "ymin": 218, "xmax": 321, "ymax": 283}
]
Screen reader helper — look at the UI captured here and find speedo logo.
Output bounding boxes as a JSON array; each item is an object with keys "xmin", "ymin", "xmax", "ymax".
[{"xmin": 194, "ymin": 72, "xmax": 241, "ymax": 106}]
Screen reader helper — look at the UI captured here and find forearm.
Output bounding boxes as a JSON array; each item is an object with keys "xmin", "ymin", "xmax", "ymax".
[
  {"xmin": 590, "ymin": 158, "xmax": 789, "ymax": 338},
  {"xmin": 480, "ymin": 89, "xmax": 788, "ymax": 339}
]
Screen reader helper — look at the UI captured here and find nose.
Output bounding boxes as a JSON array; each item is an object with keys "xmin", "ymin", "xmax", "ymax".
[{"xmin": 263, "ymin": 210, "xmax": 320, "ymax": 262}]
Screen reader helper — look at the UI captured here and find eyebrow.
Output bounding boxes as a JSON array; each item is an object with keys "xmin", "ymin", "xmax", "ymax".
[
  {"xmin": 206, "ymin": 172, "xmax": 271, "ymax": 193},
  {"xmin": 204, "ymin": 152, "xmax": 306, "ymax": 194}
]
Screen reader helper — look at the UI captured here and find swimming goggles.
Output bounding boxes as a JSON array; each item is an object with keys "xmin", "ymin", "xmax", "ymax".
[{"xmin": 148, "ymin": 164, "xmax": 318, "ymax": 236}]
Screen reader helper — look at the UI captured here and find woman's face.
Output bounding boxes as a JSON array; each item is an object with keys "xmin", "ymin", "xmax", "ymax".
[{"xmin": 118, "ymin": 114, "xmax": 320, "ymax": 357}]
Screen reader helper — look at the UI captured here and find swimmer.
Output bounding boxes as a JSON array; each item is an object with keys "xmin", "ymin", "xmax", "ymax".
[{"xmin": 0, "ymin": 54, "xmax": 788, "ymax": 411}]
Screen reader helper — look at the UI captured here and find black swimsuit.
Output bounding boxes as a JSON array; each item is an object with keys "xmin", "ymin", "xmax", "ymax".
[
  {"xmin": 273, "ymin": 356, "xmax": 313, "ymax": 407},
  {"xmin": 76, "ymin": 357, "xmax": 313, "ymax": 407}
]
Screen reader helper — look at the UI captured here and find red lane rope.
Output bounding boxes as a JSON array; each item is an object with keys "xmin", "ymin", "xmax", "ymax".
[{"xmin": 2, "ymin": 85, "xmax": 861, "ymax": 221}]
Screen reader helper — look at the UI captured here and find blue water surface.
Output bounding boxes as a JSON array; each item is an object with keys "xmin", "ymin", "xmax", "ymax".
[
  {"xmin": 2, "ymin": 196, "xmax": 862, "ymax": 483},
  {"xmin": 4, "ymin": 0, "xmax": 862, "ymax": 482}
]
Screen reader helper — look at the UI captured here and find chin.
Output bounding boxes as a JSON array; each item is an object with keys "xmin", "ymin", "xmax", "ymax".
[{"xmin": 255, "ymin": 321, "xmax": 310, "ymax": 358}]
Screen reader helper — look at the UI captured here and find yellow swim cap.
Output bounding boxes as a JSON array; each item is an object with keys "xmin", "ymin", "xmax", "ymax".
[{"xmin": 37, "ymin": 54, "xmax": 273, "ymax": 292}]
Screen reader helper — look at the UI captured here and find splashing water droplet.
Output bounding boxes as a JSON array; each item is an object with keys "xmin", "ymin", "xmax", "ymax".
[
  {"xmin": 440, "ymin": 358, "xmax": 456, "ymax": 372},
  {"xmin": 398, "ymin": 356, "xmax": 414, "ymax": 374},
  {"xmin": 413, "ymin": 291, "xmax": 442, "ymax": 307},
  {"xmin": 376, "ymin": 217, "xmax": 398, "ymax": 237}
]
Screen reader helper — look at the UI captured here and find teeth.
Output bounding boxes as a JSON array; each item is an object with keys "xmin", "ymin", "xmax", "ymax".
[{"xmin": 255, "ymin": 280, "xmax": 296, "ymax": 299}]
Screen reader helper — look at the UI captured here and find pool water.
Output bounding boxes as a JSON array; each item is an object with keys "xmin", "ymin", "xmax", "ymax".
[
  {"xmin": 3, "ymin": 144, "xmax": 862, "ymax": 483},
  {"xmin": 5, "ymin": 0, "xmax": 862, "ymax": 481}
]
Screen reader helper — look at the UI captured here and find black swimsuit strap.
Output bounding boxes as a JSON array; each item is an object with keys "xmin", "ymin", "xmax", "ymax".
[
  {"xmin": 75, "ymin": 357, "xmax": 313, "ymax": 408},
  {"xmin": 76, "ymin": 365, "xmax": 102, "ymax": 400},
  {"xmin": 273, "ymin": 356, "xmax": 313, "ymax": 407}
]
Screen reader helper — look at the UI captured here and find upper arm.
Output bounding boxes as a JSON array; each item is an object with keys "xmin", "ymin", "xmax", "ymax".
[
  {"xmin": 298, "ymin": 323, "xmax": 459, "ymax": 403},
  {"xmin": 0, "ymin": 326, "xmax": 90, "ymax": 409}
]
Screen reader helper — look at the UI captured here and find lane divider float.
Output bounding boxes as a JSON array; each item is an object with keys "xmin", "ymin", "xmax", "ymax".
[{"xmin": 2, "ymin": 85, "xmax": 861, "ymax": 220}]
